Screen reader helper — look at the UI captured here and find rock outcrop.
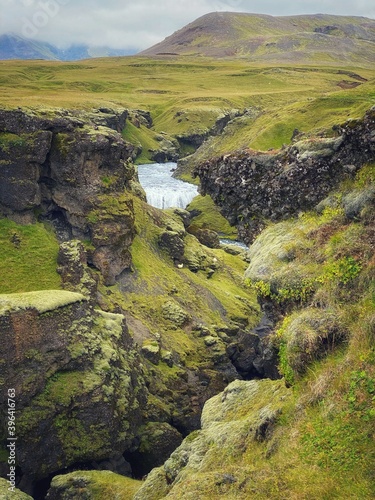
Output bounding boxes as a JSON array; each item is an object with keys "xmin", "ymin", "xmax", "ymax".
[
  {"xmin": 134, "ymin": 378, "xmax": 291, "ymax": 499},
  {"xmin": 0, "ymin": 107, "xmax": 136, "ymax": 284},
  {"xmin": 195, "ymin": 108, "xmax": 375, "ymax": 243},
  {"xmin": 0, "ymin": 289, "xmax": 147, "ymax": 489}
]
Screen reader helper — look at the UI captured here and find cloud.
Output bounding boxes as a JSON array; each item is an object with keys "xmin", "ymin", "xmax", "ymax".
[{"xmin": 0, "ymin": 0, "xmax": 374, "ymax": 51}]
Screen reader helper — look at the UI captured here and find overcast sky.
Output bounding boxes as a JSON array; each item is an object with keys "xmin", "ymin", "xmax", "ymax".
[{"xmin": 0, "ymin": 0, "xmax": 374, "ymax": 51}]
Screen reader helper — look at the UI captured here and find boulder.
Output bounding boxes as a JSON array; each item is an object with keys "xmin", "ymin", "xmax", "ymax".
[
  {"xmin": 46, "ymin": 471, "xmax": 141, "ymax": 500},
  {"xmin": 0, "ymin": 479, "xmax": 33, "ymax": 499},
  {"xmin": 135, "ymin": 379, "xmax": 291, "ymax": 499}
]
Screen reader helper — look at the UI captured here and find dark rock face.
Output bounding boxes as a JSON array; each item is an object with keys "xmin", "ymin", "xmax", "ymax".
[
  {"xmin": 0, "ymin": 107, "xmax": 136, "ymax": 284},
  {"xmin": 195, "ymin": 108, "xmax": 375, "ymax": 243}
]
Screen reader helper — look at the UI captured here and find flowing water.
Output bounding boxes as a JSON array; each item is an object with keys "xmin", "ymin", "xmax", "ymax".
[{"xmin": 137, "ymin": 162, "xmax": 198, "ymax": 209}]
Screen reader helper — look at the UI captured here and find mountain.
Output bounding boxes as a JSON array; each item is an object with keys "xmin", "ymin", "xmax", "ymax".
[
  {"xmin": 0, "ymin": 33, "xmax": 134, "ymax": 61},
  {"xmin": 140, "ymin": 12, "xmax": 375, "ymax": 64}
]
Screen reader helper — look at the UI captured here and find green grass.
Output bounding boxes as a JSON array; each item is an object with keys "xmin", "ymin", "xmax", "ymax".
[
  {"xmin": 187, "ymin": 195, "xmax": 238, "ymax": 239},
  {"xmin": 0, "ymin": 219, "xmax": 61, "ymax": 293},
  {"xmin": 0, "ymin": 59, "xmax": 373, "ymax": 165},
  {"xmin": 122, "ymin": 120, "xmax": 162, "ymax": 164}
]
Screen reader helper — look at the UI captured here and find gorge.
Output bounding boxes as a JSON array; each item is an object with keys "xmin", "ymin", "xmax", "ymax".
[{"xmin": 0, "ymin": 11, "xmax": 375, "ymax": 500}]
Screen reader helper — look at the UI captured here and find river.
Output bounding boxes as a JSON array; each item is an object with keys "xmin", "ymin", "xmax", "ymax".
[{"xmin": 137, "ymin": 162, "xmax": 198, "ymax": 209}]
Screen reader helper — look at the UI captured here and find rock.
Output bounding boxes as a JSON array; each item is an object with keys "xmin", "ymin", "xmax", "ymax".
[
  {"xmin": 57, "ymin": 240, "xmax": 97, "ymax": 302},
  {"xmin": 0, "ymin": 479, "xmax": 33, "ymax": 499},
  {"xmin": 141, "ymin": 341, "xmax": 161, "ymax": 365},
  {"xmin": 183, "ymin": 234, "xmax": 217, "ymax": 272},
  {"xmin": 171, "ymin": 208, "xmax": 191, "ymax": 228},
  {"xmin": 133, "ymin": 467, "xmax": 169, "ymax": 500},
  {"xmin": 46, "ymin": 470, "xmax": 141, "ymax": 500},
  {"xmin": 204, "ymin": 336, "xmax": 218, "ymax": 347},
  {"xmin": 162, "ymin": 301, "xmax": 191, "ymax": 327},
  {"xmin": 195, "ymin": 108, "xmax": 375, "ymax": 244},
  {"xmin": 158, "ymin": 230, "xmax": 185, "ymax": 261},
  {"xmin": 0, "ymin": 291, "xmax": 147, "ymax": 481},
  {"xmin": 188, "ymin": 226, "xmax": 221, "ymax": 248},
  {"xmin": 161, "ymin": 350, "xmax": 174, "ymax": 367}
]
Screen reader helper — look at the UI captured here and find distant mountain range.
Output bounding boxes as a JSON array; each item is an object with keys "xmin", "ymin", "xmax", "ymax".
[
  {"xmin": 2, "ymin": 13, "xmax": 375, "ymax": 64},
  {"xmin": 0, "ymin": 33, "xmax": 134, "ymax": 61},
  {"xmin": 140, "ymin": 12, "xmax": 375, "ymax": 64}
]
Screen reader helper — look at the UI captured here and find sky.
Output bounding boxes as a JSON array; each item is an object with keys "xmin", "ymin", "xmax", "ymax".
[{"xmin": 0, "ymin": 0, "xmax": 374, "ymax": 51}]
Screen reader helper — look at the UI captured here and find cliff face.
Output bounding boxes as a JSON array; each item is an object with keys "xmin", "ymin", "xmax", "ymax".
[
  {"xmin": 0, "ymin": 108, "xmax": 135, "ymax": 284},
  {"xmin": 0, "ymin": 287, "xmax": 147, "ymax": 481},
  {"xmin": 195, "ymin": 108, "xmax": 375, "ymax": 243}
]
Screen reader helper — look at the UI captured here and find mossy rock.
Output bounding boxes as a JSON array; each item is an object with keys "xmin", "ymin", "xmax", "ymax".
[
  {"xmin": 0, "ymin": 290, "xmax": 85, "ymax": 315},
  {"xmin": 133, "ymin": 467, "xmax": 169, "ymax": 500},
  {"xmin": 0, "ymin": 479, "xmax": 33, "ymax": 499},
  {"xmin": 141, "ymin": 340, "xmax": 161, "ymax": 365},
  {"xmin": 162, "ymin": 300, "xmax": 191, "ymax": 327},
  {"xmin": 46, "ymin": 470, "xmax": 141, "ymax": 499},
  {"xmin": 129, "ymin": 422, "xmax": 183, "ymax": 478}
]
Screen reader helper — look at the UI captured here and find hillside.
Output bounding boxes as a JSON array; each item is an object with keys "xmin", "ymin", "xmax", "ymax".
[
  {"xmin": 140, "ymin": 12, "xmax": 375, "ymax": 64},
  {"xmin": 0, "ymin": 33, "xmax": 133, "ymax": 61}
]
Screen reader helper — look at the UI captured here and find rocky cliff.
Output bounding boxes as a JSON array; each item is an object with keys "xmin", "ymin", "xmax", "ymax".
[
  {"xmin": 195, "ymin": 107, "xmax": 375, "ymax": 243},
  {"xmin": 0, "ymin": 107, "xmax": 136, "ymax": 285},
  {"xmin": 0, "ymin": 286, "xmax": 147, "ymax": 488}
]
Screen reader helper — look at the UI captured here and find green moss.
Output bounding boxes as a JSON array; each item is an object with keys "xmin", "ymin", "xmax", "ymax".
[
  {"xmin": 0, "ymin": 218, "xmax": 61, "ymax": 293},
  {"xmin": 49, "ymin": 470, "xmax": 141, "ymax": 499},
  {"xmin": 0, "ymin": 132, "xmax": 27, "ymax": 152},
  {"xmin": 0, "ymin": 290, "xmax": 85, "ymax": 315}
]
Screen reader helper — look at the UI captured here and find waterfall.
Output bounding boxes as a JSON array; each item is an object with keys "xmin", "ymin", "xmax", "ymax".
[{"xmin": 137, "ymin": 162, "xmax": 198, "ymax": 209}]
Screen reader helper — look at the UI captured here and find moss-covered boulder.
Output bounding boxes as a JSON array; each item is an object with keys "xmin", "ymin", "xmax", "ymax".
[
  {"xmin": 0, "ymin": 479, "xmax": 33, "ymax": 499},
  {"xmin": 135, "ymin": 379, "xmax": 291, "ymax": 499},
  {"xmin": 46, "ymin": 470, "xmax": 141, "ymax": 499},
  {"xmin": 162, "ymin": 300, "xmax": 191, "ymax": 328},
  {"xmin": 277, "ymin": 308, "xmax": 348, "ymax": 383}
]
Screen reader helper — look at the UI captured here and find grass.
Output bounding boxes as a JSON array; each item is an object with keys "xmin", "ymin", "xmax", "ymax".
[
  {"xmin": 0, "ymin": 290, "xmax": 85, "ymax": 315},
  {"xmin": 122, "ymin": 120, "xmax": 162, "ymax": 164},
  {"xmin": 186, "ymin": 195, "xmax": 238, "ymax": 239},
  {"xmin": 0, "ymin": 218, "xmax": 61, "ymax": 293},
  {"xmin": 102, "ymin": 195, "xmax": 258, "ymax": 370},
  {"xmin": 0, "ymin": 59, "xmax": 374, "ymax": 169}
]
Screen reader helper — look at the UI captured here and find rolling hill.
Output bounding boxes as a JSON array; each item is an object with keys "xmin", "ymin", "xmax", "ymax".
[{"xmin": 140, "ymin": 12, "xmax": 375, "ymax": 65}]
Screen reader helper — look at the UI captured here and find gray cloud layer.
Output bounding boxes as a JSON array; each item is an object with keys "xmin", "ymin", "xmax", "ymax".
[{"xmin": 0, "ymin": 0, "xmax": 374, "ymax": 50}]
